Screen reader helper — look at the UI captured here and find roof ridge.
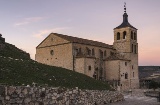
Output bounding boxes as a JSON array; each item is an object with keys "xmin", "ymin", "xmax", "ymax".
[{"xmin": 52, "ymin": 33, "xmax": 113, "ymax": 49}]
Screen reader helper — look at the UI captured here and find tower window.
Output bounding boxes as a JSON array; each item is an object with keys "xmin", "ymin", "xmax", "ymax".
[
  {"xmin": 133, "ymin": 72, "xmax": 135, "ymax": 77},
  {"xmin": 131, "ymin": 31, "xmax": 133, "ymax": 39},
  {"xmin": 132, "ymin": 65, "xmax": 134, "ymax": 69},
  {"xmin": 117, "ymin": 32, "xmax": 120, "ymax": 40},
  {"xmin": 134, "ymin": 45, "xmax": 137, "ymax": 54},
  {"xmin": 134, "ymin": 32, "xmax": 137, "ymax": 40},
  {"xmin": 125, "ymin": 73, "xmax": 128, "ymax": 79},
  {"xmin": 123, "ymin": 31, "xmax": 127, "ymax": 39}
]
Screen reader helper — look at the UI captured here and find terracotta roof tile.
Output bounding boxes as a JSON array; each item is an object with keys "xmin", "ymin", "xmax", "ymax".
[
  {"xmin": 105, "ymin": 54, "xmax": 130, "ymax": 61},
  {"xmin": 53, "ymin": 33, "xmax": 113, "ymax": 49}
]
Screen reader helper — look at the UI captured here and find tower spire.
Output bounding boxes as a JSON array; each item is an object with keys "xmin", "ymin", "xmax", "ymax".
[
  {"xmin": 124, "ymin": 2, "xmax": 126, "ymax": 13},
  {"xmin": 114, "ymin": 2, "xmax": 137, "ymax": 30}
]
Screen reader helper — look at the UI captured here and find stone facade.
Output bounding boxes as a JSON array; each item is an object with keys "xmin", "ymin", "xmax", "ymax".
[
  {"xmin": 35, "ymin": 35, "xmax": 73, "ymax": 70},
  {"xmin": 0, "ymin": 85, "xmax": 124, "ymax": 105},
  {"xmin": 113, "ymin": 28, "xmax": 139, "ymax": 89},
  {"xmin": 36, "ymin": 8, "xmax": 139, "ymax": 91}
]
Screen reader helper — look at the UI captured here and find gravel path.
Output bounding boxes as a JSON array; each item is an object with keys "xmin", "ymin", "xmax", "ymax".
[{"xmin": 106, "ymin": 89, "xmax": 160, "ymax": 105}]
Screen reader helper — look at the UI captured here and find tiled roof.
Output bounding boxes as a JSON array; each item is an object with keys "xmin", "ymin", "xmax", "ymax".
[
  {"xmin": 105, "ymin": 54, "xmax": 130, "ymax": 61},
  {"xmin": 53, "ymin": 33, "xmax": 113, "ymax": 49},
  {"xmin": 114, "ymin": 13, "xmax": 137, "ymax": 30}
]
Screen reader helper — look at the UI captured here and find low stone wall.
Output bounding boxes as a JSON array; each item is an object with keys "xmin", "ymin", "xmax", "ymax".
[{"xmin": 0, "ymin": 85, "xmax": 124, "ymax": 105}]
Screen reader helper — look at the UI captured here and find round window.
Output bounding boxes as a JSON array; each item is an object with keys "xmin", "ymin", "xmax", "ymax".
[{"xmin": 50, "ymin": 50, "xmax": 54, "ymax": 55}]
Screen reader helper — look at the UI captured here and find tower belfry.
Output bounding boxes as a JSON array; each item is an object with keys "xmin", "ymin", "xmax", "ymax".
[{"xmin": 113, "ymin": 3, "xmax": 139, "ymax": 89}]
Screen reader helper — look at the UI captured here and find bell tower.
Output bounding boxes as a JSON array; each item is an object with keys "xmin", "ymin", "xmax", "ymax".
[{"xmin": 113, "ymin": 3, "xmax": 139, "ymax": 89}]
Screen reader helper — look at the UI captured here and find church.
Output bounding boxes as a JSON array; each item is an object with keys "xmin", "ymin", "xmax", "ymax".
[{"xmin": 36, "ymin": 5, "xmax": 139, "ymax": 90}]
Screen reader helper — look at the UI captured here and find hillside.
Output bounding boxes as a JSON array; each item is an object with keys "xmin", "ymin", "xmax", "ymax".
[
  {"xmin": 0, "ymin": 42, "xmax": 110, "ymax": 90},
  {"xmin": 0, "ymin": 43, "xmax": 30, "ymax": 60},
  {"xmin": 139, "ymin": 66, "xmax": 160, "ymax": 79},
  {"xmin": 139, "ymin": 66, "xmax": 160, "ymax": 71}
]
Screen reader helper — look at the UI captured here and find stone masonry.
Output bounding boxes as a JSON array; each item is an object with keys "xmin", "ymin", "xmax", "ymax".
[{"xmin": 0, "ymin": 85, "xmax": 124, "ymax": 105}]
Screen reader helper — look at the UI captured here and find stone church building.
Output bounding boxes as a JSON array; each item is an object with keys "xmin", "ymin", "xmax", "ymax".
[{"xmin": 36, "ymin": 7, "xmax": 139, "ymax": 90}]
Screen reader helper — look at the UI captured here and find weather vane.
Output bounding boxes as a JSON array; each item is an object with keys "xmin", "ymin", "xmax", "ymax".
[{"xmin": 124, "ymin": 2, "xmax": 126, "ymax": 13}]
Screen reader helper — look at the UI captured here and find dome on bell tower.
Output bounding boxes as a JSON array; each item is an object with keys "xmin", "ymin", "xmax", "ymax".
[{"xmin": 114, "ymin": 3, "xmax": 137, "ymax": 30}]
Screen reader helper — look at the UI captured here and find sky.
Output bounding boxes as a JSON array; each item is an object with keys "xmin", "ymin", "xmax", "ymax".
[{"xmin": 0, "ymin": 0, "xmax": 160, "ymax": 66}]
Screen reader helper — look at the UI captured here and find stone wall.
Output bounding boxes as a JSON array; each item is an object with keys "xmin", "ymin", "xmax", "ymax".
[{"xmin": 0, "ymin": 86, "xmax": 124, "ymax": 105}]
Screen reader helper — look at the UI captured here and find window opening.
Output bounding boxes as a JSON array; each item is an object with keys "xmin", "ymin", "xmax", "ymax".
[
  {"xmin": 125, "ymin": 73, "xmax": 128, "ymax": 79},
  {"xmin": 123, "ymin": 31, "xmax": 127, "ymax": 39},
  {"xmin": 117, "ymin": 32, "xmax": 120, "ymax": 40},
  {"xmin": 134, "ymin": 45, "xmax": 137, "ymax": 54},
  {"xmin": 134, "ymin": 32, "xmax": 137, "ymax": 40},
  {"xmin": 50, "ymin": 50, "xmax": 54, "ymax": 55},
  {"xmin": 86, "ymin": 47, "xmax": 91, "ymax": 55},
  {"xmin": 131, "ymin": 31, "xmax": 133, "ymax": 39},
  {"xmin": 99, "ymin": 50, "xmax": 103, "ymax": 59},
  {"xmin": 125, "ymin": 62, "xmax": 127, "ymax": 66},
  {"xmin": 88, "ymin": 66, "xmax": 91, "ymax": 70}
]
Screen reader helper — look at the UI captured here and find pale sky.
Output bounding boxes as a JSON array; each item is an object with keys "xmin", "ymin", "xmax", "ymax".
[{"xmin": 0, "ymin": 0, "xmax": 160, "ymax": 66}]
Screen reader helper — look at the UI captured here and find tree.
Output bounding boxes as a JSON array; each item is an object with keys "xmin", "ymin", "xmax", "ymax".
[{"xmin": 149, "ymin": 80, "xmax": 159, "ymax": 90}]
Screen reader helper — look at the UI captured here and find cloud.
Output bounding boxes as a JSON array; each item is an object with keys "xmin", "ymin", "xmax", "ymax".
[
  {"xmin": 33, "ymin": 27, "xmax": 70, "ymax": 39},
  {"xmin": 14, "ymin": 17, "xmax": 45, "ymax": 26}
]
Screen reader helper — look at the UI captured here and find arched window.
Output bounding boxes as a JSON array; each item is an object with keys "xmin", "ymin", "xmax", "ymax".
[
  {"xmin": 117, "ymin": 32, "xmax": 120, "ymax": 40},
  {"xmin": 134, "ymin": 32, "xmax": 137, "ymax": 40},
  {"xmin": 123, "ymin": 31, "xmax": 127, "ymax": 39},
  {"xmin": 125, "ymin": 73, "xmax": 128, "ymax": 79},
  {"xmin": 131, "ymin": 31, "xmax": 133, "ymax": 39}
]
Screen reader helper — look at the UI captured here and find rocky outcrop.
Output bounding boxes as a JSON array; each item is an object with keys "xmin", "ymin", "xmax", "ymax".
[{"xmin": 0, "ymin": 34, "xmax": 5, "ymax": 50}]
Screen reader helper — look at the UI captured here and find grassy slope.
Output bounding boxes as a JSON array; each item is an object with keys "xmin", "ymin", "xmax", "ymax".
[
  {"xmin": 0, "ymin": 43, "xmax": 110, "ymax": 90},
  {"xmin": 0, "ymin": 43, "xmax": 30, "ymax": 60}
]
